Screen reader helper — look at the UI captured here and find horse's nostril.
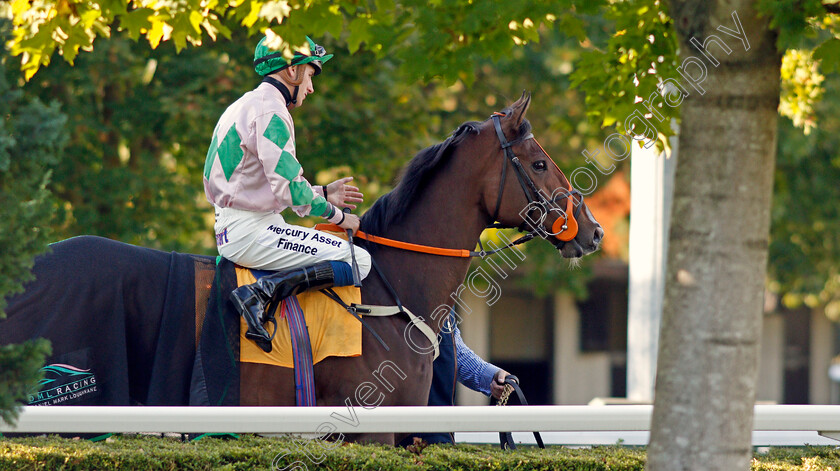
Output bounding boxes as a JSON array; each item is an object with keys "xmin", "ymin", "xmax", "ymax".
[{"xmin": 593, "ymin": 226, "xmax": 604, "ymax": 244}]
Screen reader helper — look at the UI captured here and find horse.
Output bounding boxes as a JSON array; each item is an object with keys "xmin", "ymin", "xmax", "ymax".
[{"xmin": 0, "ymin": 93, "xmax": 602, "ymax": 445}]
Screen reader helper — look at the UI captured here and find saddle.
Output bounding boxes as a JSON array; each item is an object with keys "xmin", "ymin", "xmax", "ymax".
[{"xmin": 236, "ymin": 268, "xmax": 362, "ymax": 368}]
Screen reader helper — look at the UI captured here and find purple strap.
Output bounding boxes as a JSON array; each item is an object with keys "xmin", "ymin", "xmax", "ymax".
[{"xmin": 282, "ymin": 296, "xmax": 316, "ymax": 406}]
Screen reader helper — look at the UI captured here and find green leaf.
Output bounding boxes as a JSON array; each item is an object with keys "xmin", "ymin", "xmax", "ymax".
[
  {"xmin": 558, "ymin": 13, "xmax": 587, "ymax": 42},
  {"xmin": 375, "ymin": 0, "xmax": 396, "ymax": 12},
  {"xmin": 321, "ymin": 6, "xmax": 344, "ymax": 36},
  {"xmin": 121, "ymin": 8, "xmax": 154, "ymax": 40},
  {"xmin": 59, "ymin": 24, "xmax": 95, "ymax": 65},
  {"xmin": 814, "ymin": 38, "xmax": 840, "ymax": 74},
  {"xmin": 348, "ymin": 17, "xmax": 372, "ymax": 53},
  {"xmin": 170, "ymin": 12, "xmax": 200, "ymax": 51},
  {"xmin": 98, "ymin": 0, "xmax": 128, "ymax": 17}
]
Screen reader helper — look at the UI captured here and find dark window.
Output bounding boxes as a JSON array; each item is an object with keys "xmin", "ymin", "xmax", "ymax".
[
  {"xmin": 578, "ymin": 278, "xmax": 628, "ymax": 353},
  {"xmin": 783, "ymin": 306, "xmax": 810, "ymax": 404},
  {"xmin": 578, "ymin": 275, "xmax": 628, "ymax": 398}
]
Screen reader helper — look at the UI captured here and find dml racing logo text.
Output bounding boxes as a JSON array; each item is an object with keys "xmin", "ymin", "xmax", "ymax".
[{"xmin": 28, "ymin": 364, "xmax": 99, "ymax": 406}]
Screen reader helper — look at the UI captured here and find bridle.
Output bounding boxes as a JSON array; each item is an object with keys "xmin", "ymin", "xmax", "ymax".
[{"xmin": 489, "ymin": 112, "xmax": 582, "ymax": 242}]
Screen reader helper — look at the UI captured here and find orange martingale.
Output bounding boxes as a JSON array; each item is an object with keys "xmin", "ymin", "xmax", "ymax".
[{"xmin": 314, "ymin": 224, "xmax": 474, "ymax": 258}]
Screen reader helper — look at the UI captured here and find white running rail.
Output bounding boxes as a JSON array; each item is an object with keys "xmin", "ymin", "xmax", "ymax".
[{"xmin": 2, "ymin": 405, "xmax": 840, "ymax": 441}]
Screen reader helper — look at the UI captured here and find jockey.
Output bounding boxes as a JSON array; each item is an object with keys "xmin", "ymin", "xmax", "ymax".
[{"xmin": 204, "ymin": 34, "xmax": 372, "ymax": 351}]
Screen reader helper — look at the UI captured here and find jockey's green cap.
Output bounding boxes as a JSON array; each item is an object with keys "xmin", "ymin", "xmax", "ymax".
[{"xmin": 253, "ymin": 36, "xmax": 333, "ymax": 77}]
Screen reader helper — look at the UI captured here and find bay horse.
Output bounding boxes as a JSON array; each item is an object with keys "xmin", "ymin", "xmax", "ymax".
[{"xmin": 0, "ymin": 93, "xmax": 601, "ymax": 445}]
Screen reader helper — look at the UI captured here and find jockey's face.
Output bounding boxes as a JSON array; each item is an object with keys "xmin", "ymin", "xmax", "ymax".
[{"xmin": 286, "ymin": 65, "xmax": 316, "ymax": 109}]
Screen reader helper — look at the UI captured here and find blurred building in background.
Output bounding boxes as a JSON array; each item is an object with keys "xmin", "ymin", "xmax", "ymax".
[{"xmin": 456, "ymin": 156, "xmax": 838, "ymax": 407}]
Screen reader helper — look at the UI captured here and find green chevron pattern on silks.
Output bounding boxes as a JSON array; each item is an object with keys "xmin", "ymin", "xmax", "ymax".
[
  {"xmin": 264, "ymin": 115, "xmax": 329, "ymax": 216},
  {"xmin": 310, "ymin": 194, "xmax": 328, "ymax": 216},
  {"xmin": 286, "ymin": 181, "xmax": 328, "ymax": 216},
  {"xmin": 263, "ymin": 114, "xmax": 291, "ymax": 147},
  {"xmin": 289, "ymin": 180, "xmax": 329, "ymax": 214},
  {"xmin": 203, "ymin": 130, "xmax": 219, "ymax": 179},
  {"xmin": 264, "ymin": 115, "xmax": 304, "ymax": 182},
  {"xmin": 205, "ymin": 125, "xmax": 244, "ymax": 181},
  {"xmin": 274, "ymin": 150, "xmax": 301, "ymax": 181}
]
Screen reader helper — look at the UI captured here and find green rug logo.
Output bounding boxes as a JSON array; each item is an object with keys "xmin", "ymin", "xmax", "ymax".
[{"xmin": 28, "ymin": 364, "xmax": 99, "ymax": 406}]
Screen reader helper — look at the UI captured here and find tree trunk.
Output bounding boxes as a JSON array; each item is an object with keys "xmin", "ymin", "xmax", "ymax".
[{"xmin": 647, "ymin": 1, "xmax": 780, "ymax": 470}]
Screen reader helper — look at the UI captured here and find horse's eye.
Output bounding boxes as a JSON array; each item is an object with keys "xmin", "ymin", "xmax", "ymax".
[{"xmin": 532, "ymin": 161, "xmax": 547, "ymax": 172}]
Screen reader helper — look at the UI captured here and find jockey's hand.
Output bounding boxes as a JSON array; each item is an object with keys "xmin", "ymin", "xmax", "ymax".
[
  {"xmin": 339, "ymin": 211, "xmax": 361, "ymax": 235},
  {"xmin": 490, "ymin": 369, "xmax": 511, "ymax": 400},
  {"xmin": 326, "ymin": 177, "xmax": 364, "ymax": 210}
]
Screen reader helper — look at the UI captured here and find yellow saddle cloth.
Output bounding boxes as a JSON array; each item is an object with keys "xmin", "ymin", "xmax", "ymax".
[{"xmin": 237, "ymin": 268, "xmax": 362, "ymax": 368}]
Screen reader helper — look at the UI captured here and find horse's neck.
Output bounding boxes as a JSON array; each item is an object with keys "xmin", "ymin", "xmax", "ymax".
[{"xmin": 364, "ymin": 168, "xmax": 487, "ymax": 334}]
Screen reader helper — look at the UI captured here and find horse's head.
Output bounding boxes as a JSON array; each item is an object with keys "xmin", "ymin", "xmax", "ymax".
[{"xmin": 478, "ymin": 92, "xmax": 603, "ymax": 259}]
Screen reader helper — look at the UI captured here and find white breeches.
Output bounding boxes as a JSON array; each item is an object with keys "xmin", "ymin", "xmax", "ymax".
[{"xmin": 214, "ymin": 206, "xmax": 371, "ymax": 279}]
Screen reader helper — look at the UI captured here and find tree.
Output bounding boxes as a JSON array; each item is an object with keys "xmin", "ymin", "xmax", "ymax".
[
  {"xmin": 7, "ymin": 0, "xmax": 598, "ymax": 83},
  {"xmin": 646, "ymin": 2, "xmax": 779, "ymax": 469},
  {"xmin": 0, "ymin": 20, "xmax": 58, "ymax": 425},
  {"xmin": 565, "ymin": 0, "xmax": 840, "ymax": 469}
]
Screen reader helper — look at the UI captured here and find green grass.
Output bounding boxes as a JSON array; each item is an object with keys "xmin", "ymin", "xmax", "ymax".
[{"xmin": 1, "ymin": 435, "xmax": 839, "ymax": 470}]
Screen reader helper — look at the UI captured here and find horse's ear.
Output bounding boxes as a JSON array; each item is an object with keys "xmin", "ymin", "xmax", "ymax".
[{"xmin": 505, "ymin": 91, "xmax": 531, "ymax": 131}]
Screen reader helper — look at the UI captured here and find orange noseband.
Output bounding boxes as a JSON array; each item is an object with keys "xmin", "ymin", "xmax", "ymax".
[
  {"xmin": 532, "ymin": 137, "xmax": 579, "ymax": 242},
  {"xmin": 551, "ymin": 196, "xmax": 579, "ymax": 242}
]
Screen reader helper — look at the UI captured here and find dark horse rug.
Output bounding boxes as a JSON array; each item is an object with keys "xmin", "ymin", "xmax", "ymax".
[{"xmin": 0, "ymin": 236, "xmax": 243, "ymax": 411}]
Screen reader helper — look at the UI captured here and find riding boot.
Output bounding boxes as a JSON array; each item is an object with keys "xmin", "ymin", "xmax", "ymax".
[
  {"xmin": 229, "ymin": 284, "xmax": 274, "ymax": 352},
  {"xmin": 231, "ymin": 262, "xmax": 336, "ymax": 352}
]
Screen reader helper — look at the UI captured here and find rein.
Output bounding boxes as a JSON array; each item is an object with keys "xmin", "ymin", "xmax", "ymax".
[
  {"xmin": 313, "ymin": 224, "xmax": 534, "ymax": 258},
  {"xmin": 493, "ymin": 375, "xmax": 546, "ymax": 450}
]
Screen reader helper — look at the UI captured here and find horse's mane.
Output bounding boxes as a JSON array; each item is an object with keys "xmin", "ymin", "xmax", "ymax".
[{"xmin": 361, "ymin": 109, "xmax": 532, "ymax": 237}]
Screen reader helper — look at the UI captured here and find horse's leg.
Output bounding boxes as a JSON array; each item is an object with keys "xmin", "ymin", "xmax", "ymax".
[
  {"xmin": 311, "ymin": 318, "xmax": 435, "ymax": 446},
  {"xmin": 240, "ymin": 363, "xmax": 296, "ymax": 405}
]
